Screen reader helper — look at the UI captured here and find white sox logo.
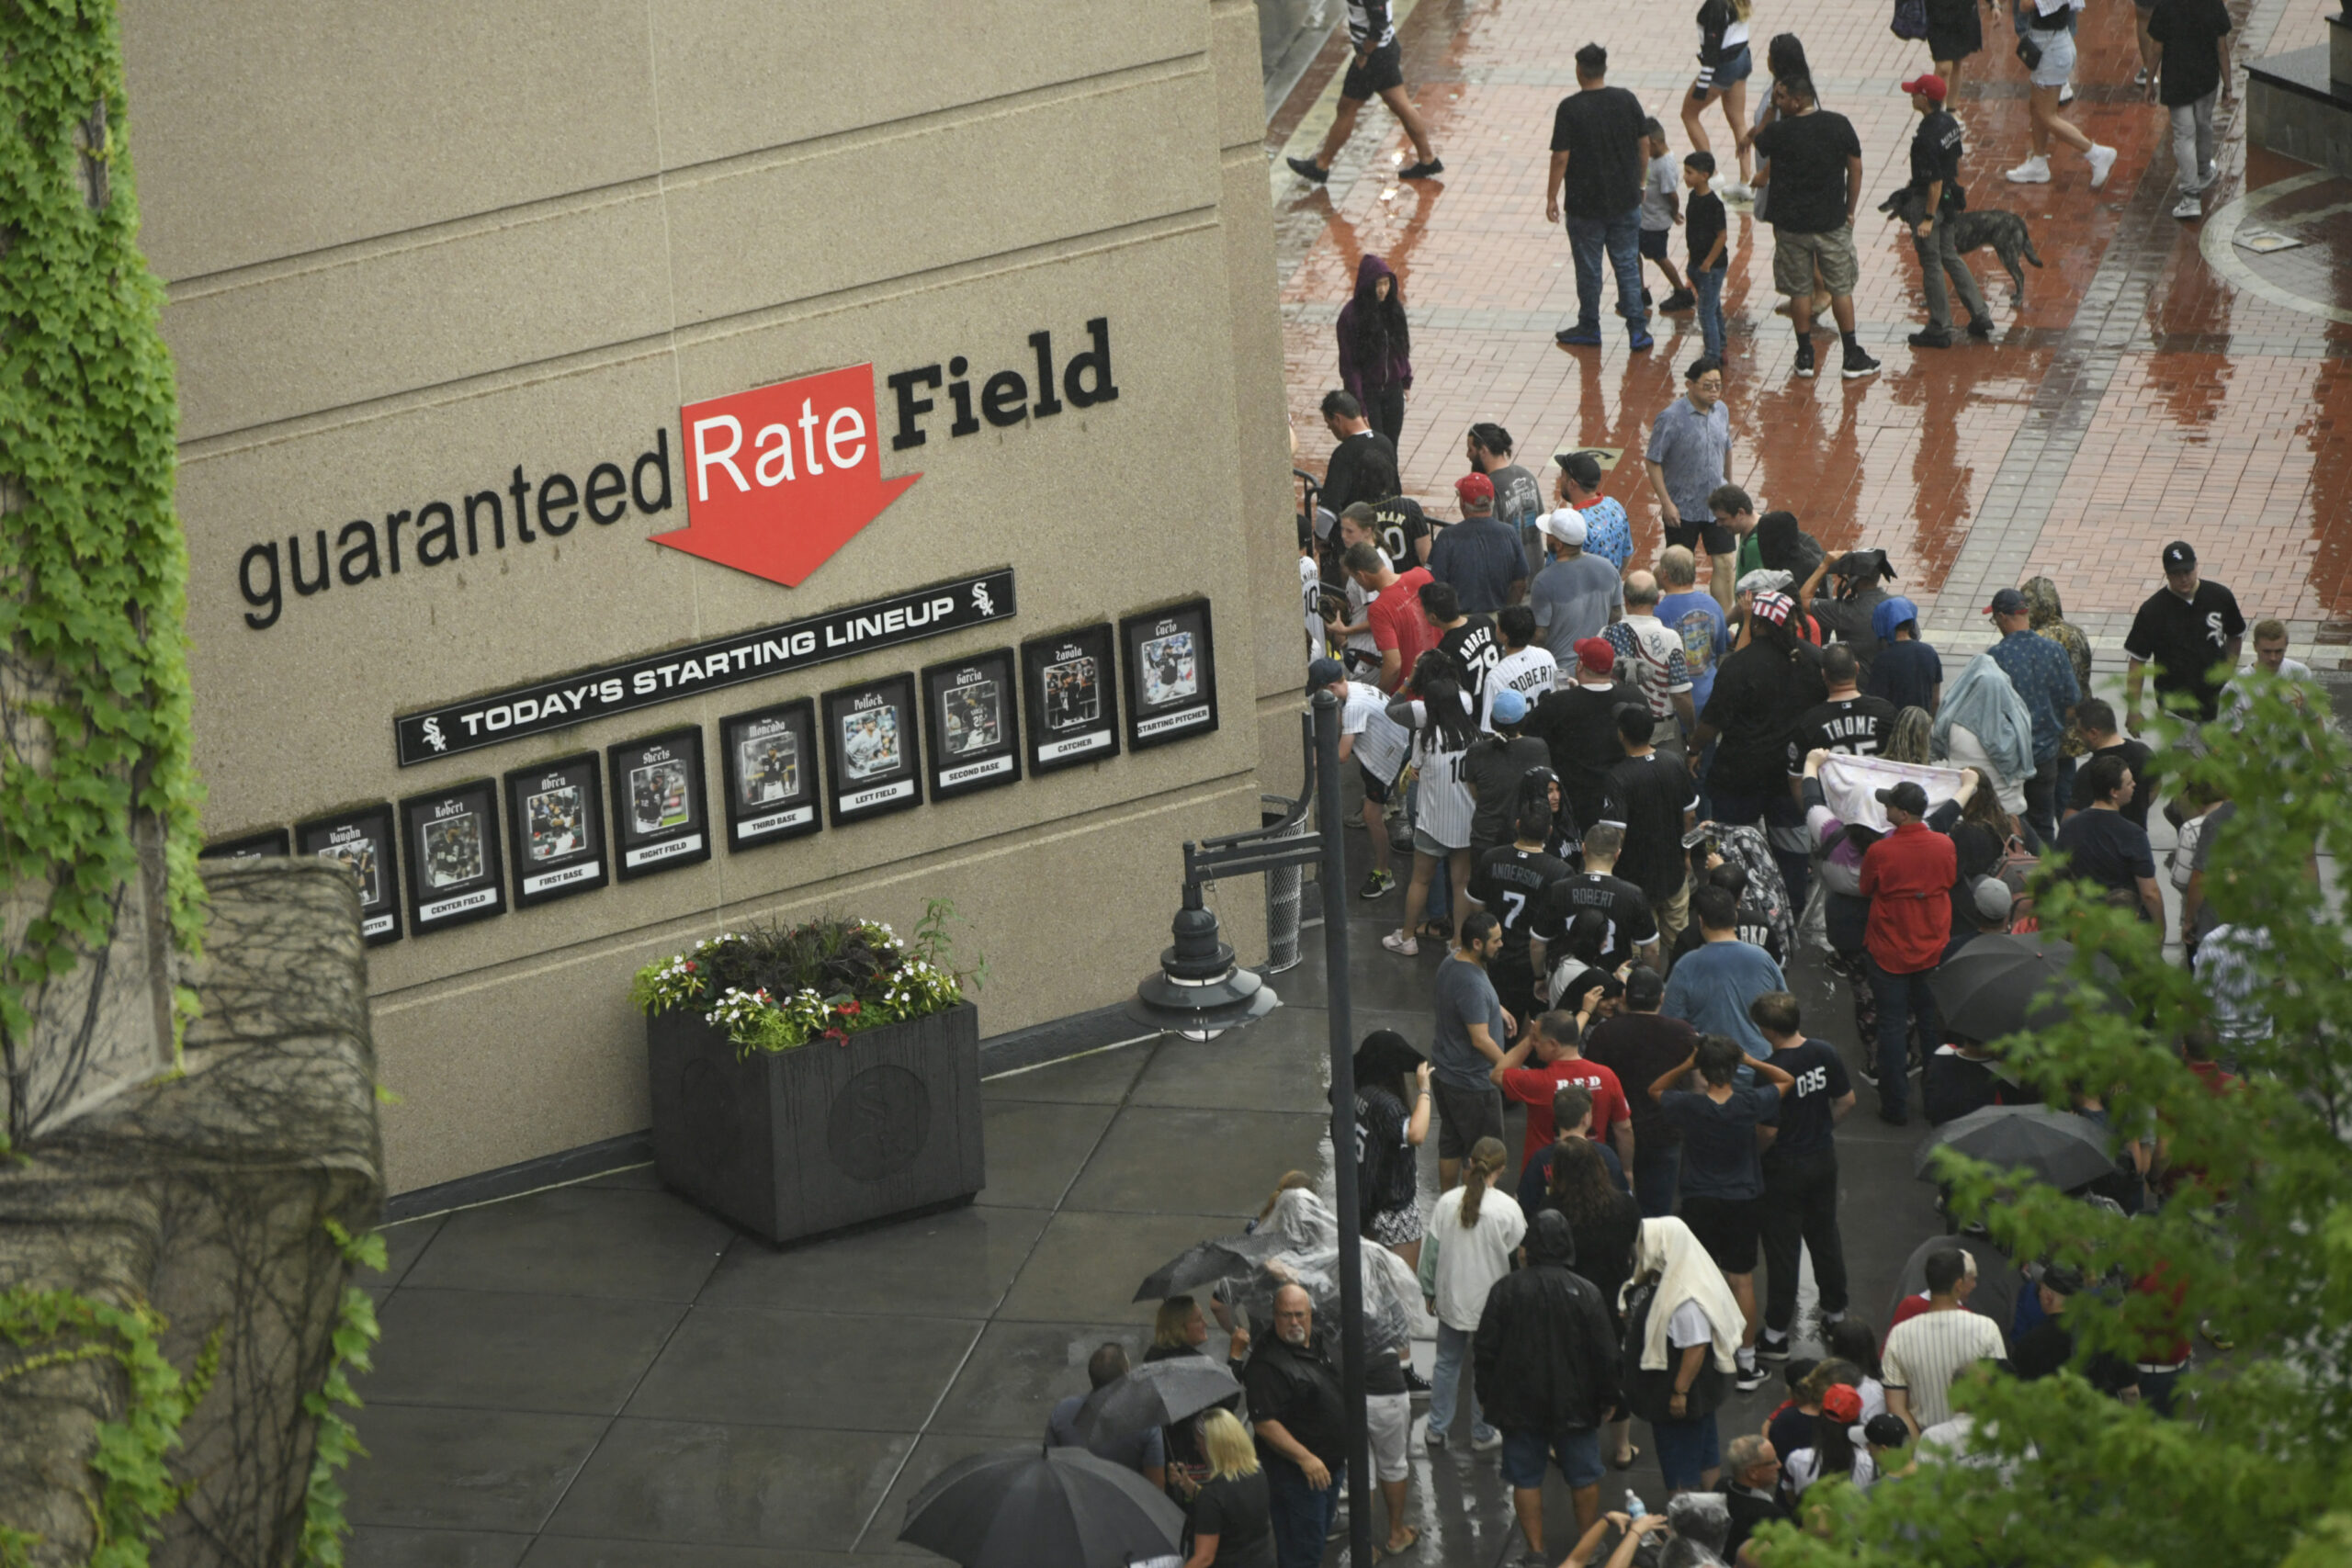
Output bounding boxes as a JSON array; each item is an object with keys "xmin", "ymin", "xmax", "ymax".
[
  {"xmin": 973, "ymin": 582, "xmax": 995, "ymax": 616},
  {"xmin": 421, "ymin": 718, "xmax": 448, "ymax": 753}
]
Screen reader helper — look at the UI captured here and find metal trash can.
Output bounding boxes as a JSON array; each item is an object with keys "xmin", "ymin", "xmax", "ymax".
[{"xmin": 1261, "ymin": 794, "xmax": 1310, "ymax": 973}]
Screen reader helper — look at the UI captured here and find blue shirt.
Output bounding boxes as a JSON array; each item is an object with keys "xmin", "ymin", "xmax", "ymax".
[
  {"xmin": 1867, "ymin": 637, "xmax": 1943, "ymax": 715},
  {"xmin": 1576, "ymin": 497, "xmax": 1634, "ymax": 572},
  {"xmin": 1657, "ymin": 591, "xmax": 1729, "ymax": 711},
  {"xmin": 1643, "ymin": 397, "xmax": 1732, "ymax": 525},
  {"xmin": 1660, "ymin": 939, "xmax": 1787, "ymax": 1059},
  {"xmin": 1429, "ymin": 514, "xmax": 1528, "ymax": 615},
  {"xmin": 1985, "ymin": 628, "xmax": 2080, "ymax": 763}
]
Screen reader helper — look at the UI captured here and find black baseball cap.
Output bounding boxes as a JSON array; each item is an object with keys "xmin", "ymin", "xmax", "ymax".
[
  {"xmin": 2163, "ymin": 541, "xmax": 2196, "ymax": 572},
  {"xmin": 1875, "ymin": 781, "xmax": 1930, "ymax": 816},
  {"xmin": 1306, "ymin": 657, "xmax": 1345, "ymax": 692}
]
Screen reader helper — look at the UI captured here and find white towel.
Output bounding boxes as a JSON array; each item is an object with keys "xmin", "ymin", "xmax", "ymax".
[
  {"xmin": 1818, "ymin": 753, "xmax": 1970, "ymax": 835},
  {"xmin": 1625, "ymin": 1217, "xmax": 1747, "ymax": 1374}
]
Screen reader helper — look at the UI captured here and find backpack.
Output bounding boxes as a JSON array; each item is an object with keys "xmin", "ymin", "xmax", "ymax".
[
  {"xmin": 1989, "ymin": 833, "xmax": 2041, "ymax": 933},
  {"xmin": 1892, "ymin": 0, "xmax": 1928, "ymax": 39}
]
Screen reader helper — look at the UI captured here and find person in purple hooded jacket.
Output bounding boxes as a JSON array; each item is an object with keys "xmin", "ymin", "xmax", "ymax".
[{"xmin": 1337, "ymin": 255, "xmax": 1414, "ymax": 448}]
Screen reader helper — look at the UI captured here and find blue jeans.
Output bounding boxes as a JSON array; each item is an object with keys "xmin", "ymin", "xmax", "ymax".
[
  {"xmin": 1651, "ymin": 1408, "xmax": 1722, "ymax": 1490},
  {"xmin": 1633, "ymin": 1143, "xmax": 1682, "ymax": 1219},
  {"xmin": 1430, "ymin": 1322, "xmax": 1494, "ymax": 1443},
  {"xmin": 1867, "ymin": 955, "xmax": 1940, "ymax": 1120},
  {"xmin": 1694, "ymin": 265, "xmax": 1726, "ymax": 359},
  {"xmin": 1265, "ymin": 1455, "xmax": 1345, "ymax": 1568},
  {"xmin": 1566, "ymin": 208, "xmax": 1648, "ymax": 333}
]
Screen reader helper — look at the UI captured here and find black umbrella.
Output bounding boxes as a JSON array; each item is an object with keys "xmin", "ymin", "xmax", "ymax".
[
  {"xmin": 1132, "ymin": 1231, "xmax": 1286, "ymax": 1303},
  {"xmin": 899, "ymin": 1446, "xmax": 1183, "ymax": 1568},
  {"xmin": 1074, "ymin": 1357, "xmax": 1242, "ymax": 1443},
  {"xmin": 1915, "ymin": 1104, "xmax": 2119, "ymax": 1191},
  {"xmin": 1930, "ymin": 932, "xmax": 2107, "ymax": 1043}
]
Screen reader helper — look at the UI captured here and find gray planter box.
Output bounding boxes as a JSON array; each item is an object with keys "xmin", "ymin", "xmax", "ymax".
[{"xmin": 647, "ymin": 1000, "xmax": 984, "ymax": 1247}]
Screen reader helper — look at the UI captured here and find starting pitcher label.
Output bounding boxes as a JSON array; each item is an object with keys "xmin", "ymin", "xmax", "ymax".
[
  {"xmin": 394, "ymin": 570, "xmax": 1015, "ymax": 766},
  {"xmin": 1136, "ymin": 705, "xmax": 1211, "ymax": 739}
]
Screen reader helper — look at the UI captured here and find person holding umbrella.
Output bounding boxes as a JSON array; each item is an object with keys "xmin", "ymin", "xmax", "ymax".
[{"xmin": 1182, "ymin": 1409, "xmax": 1277, "ymax": 1568}]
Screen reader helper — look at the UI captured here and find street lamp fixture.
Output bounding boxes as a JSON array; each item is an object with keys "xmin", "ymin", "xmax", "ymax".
[{"xmin": 1127, "ymin": 689, "xmax": 1374, "ymax": 1568}]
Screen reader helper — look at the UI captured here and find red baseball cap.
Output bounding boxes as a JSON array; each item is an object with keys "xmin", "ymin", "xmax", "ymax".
[
  {"xmin": 1901, "ymin": 73, "xmax": 1947, "ymax": 102},
  {"xmin": 1822, "ymin": 1384, "xmax": 1864, "ymax": 1424},
  {"xmin": 1575, "ymin": 637, "xmax": 1616, "ymax": 676},
  {"xmin": 1454, "ymin": 472, "xmax": 1496, "ymax": 504}
]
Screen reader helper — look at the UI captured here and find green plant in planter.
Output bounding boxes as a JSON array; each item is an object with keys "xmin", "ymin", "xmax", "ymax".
[{"xmin": 631, "ymin": 899, "xmax": 981, "ymax": 1054}]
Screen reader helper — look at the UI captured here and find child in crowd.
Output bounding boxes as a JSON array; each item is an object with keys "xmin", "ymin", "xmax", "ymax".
[
  {"xmin": 1641, "ymin": 119, "xmax": 1695, "ymax": 315},
  {"xmin": 1683, "ymin": 152, "xmax": 1728, "ymax": 359}
]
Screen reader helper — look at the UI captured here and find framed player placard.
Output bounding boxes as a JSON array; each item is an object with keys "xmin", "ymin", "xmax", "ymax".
[
  {"xmin": 1021, "ymin": 624, "xmax": 1119, "ymax": 774},
  {"xmin": 294, "ymin": 807, "xmax": 401, "ymax": 945},
  {"xmin": 199, "ymin": 828, "xmax": 289, "ymax": 863},
  {"xmin": 398, "ymin": 780, "xmax": 506, "ymax": 934},
  {"xmin": 606, "ymin": 727, "xmax": 711, "ymax": 881},
  {"xmin": 1119, "ymin": 600, "xmax": 1218, "ymax": 750},
  {"xmin": 720, "ymin": 699, "xmax": 822, "ymax": 851},
  {"xmin": 503, "ymin": 754, "xmax": 608, "ymax": 908},
  {"xmin": 820, "ymin": 674, "xmax": 922, "ymax": 827},
  {"xmin": 922, "ymin": 649, "xmax": 1022, "ymax": 801}
]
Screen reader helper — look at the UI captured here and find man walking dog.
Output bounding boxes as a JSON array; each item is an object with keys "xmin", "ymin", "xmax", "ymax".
[{"xmin": 1898, "ymin": 74, "xmax": 1991, "ymax": 349}]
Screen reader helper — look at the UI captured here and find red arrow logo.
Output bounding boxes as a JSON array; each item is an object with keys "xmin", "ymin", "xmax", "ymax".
[{"xmin": 653, "ymin": 364, "xmax": 920, "ymax": 587}]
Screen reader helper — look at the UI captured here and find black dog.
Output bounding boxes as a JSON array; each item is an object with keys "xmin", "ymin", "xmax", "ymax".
[{"xmin": 1878, "ymin": 186, "xmax": 2045, "ymax": 306}]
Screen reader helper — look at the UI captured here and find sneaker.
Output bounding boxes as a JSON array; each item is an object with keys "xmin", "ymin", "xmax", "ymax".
[
  {"xmin": 1555, "ymin": 324, "xmax": 1603, "ymax": 346},
  {"xmin": 1722, "ymin": 181, "xmax": 1754, "ymax": 203},
  {"xmin": 1966, "ymin": 315, "xmax": 1993, "ymax": 340},
  {"xmin": 1284, "ymin": 155, "xmax": 1329, "ymax": 185},
  {"xmin": 1908, "ymin": 328, "xmax": 1954, "ymax": 349},
  {"xmin": 1398, "ymin": 158, "xmax": 1445, "ymax": 180},
  {"xmin": 1842, "ymin": 344, "xmax": 1882, "ymax": 379},
  {"xmin": 1659, "ymin": 288, "xmax": 1697, "ymax": 313},
  {"xmin": 1758, "ymin": 1331, "xmax": 1792, "ymax": 1362},
  {"xmin": 1358, "ymin": 869, "xmax": 1396, "ymax": 899},
  {"xmin": 1403, "ymin": 1365, "xmax": 1432, "ymax": 1395},
  {"xmin": 2006, "ymin": 155, "xmax": 2052, "ymax": 184},
  {"xmin": 1381, "ymin": 930, "xmax": 1419, "ymax": 956},
  {"xmin": 1472, "ymin": 1429, "xmax": 1505, "ymax": 1452},
  {"xmin": 2136, "ymin": 66, "xmax": 2150, "ymax": 85},
  {"xmin": 1628, "ymin": 329, "xmax": 1655, "ymax": 352},
  {"xmin": 2173, "ymin": 194, "xmax": 2203, "ymax": 220},
  {"xmin": 1793, "ymin": 339, "xmax": 1816, "ymax": 379},
  {"xmin": 2087, "ymin": 143, "xmax": 2118, "ymax": 189},
  {"xmin": 1735, "ymin": 1361, "xmax": 1769, "ymax": 1393},
  {"xmin": 1519, "ymin": 1551, "xmax": 1551, "ymax": 1568},
  {"xmin": 1423, "ymin": 1419, "xmax": 1447, "ymax": 1450},
  {"xmin": 2059, "ymin": 82, "xmax": 2076, "ymax": 105}
]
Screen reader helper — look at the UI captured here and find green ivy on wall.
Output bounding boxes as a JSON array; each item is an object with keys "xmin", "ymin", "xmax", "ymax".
[{"xmin": 0, "ymin": 0, "xmax": 207, "ymax": 1055}]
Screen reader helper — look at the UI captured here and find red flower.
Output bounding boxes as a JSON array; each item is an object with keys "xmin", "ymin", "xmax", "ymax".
[
  {"xmin": 837, "ymin": 1000, "xmax": 863, "ymax": 1016},
  {"xmin": 823, "ymin": 1027, "xmax": 847, "ymax": 1045},
  {"xmin": 683, "ymin": 961, "xmax": 696, "ymax": 972}
]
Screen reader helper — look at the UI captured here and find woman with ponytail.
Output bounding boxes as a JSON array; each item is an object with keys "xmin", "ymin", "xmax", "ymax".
[
  {"xmin": 1414, "ymin": 1136, "xmax": 1525, "ymax": 1450},
  {"xmin": 1385, "ymin": 648, "xmax": 1481, "ymax": 954}
]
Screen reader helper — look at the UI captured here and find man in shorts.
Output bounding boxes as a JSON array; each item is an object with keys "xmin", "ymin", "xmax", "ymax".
[
  {"xmin": 1287, "ymin": 0, "xmax": 1443, "ymax": 184},
  {"xmin": 1430, "ymin": 911, "xmax": 1513, "ymax": 1190},
  {"xmin": 1645, "ymin": 357, "xmax": 1733, "ymax": 562},
  {"xmin": 1747, "ymin": 74, "xmax": 1881, "ymax": 380}
]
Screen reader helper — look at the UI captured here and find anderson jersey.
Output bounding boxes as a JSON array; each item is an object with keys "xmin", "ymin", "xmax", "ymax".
[{"xmin": 1468, "ymin": 845, "xmax": 1577, "ymax": 963}]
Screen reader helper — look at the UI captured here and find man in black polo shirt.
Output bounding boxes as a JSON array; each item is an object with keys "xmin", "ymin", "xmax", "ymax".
[
  {"xmin": 2124, "ymin": 540, "xmax": 2245, "ymax": 731},
  {"xmin": 1600, "ymin": 706, "xmax": 1700, "ymax": 948},
  {"xmin": 1749, "ymin": 991, "xmax": 1854, "ymax": 1361},
  {"xmin": 1546, "ymin": 43, "xmax": 1652, "ymax": 352},
  {"xmin": 1897, "ymin": 73, "xmax": 1990, "ymax": 348},
  {"xmin": 1321, "ymin": 389, "xmax": 1401, "ymax": 519},
  {"xmin": 1246, "ymin": 1284, "xmax": 1351, "ymax": 1568}
]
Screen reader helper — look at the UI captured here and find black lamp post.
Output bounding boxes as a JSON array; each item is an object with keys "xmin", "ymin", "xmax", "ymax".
[{"xmin": 1126, "ymin": 689, "xmax": 1372, "ymax": 1568}]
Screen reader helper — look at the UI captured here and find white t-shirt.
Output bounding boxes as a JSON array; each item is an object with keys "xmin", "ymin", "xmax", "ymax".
[
  {"xmin": 1429, "ymin": 1183, "xmax": 1528, "ymax": 1331},
  {"xmin": 2220, "ymin": 658, "xmax": 2314, "ymax": 729},
  {"xmin": 1785, "ymin": 1447, "xmax": 1878, "ymax": 1496},
  {"xmin": 1482, "ymin": 646, "xmax": 1560, "ymax": 729},
  {"xmin": 1342, "ymin": 680, "xmax": 1411, "ymax": 784}
]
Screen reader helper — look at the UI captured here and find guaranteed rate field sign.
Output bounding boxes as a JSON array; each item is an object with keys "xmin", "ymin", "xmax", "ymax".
[{"xmin": 393, "ymin": 570, "xmax": 1015, "ymax": 766}]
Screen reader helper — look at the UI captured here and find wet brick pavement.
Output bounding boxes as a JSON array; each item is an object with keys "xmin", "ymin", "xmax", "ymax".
[{"xmin": 1273, "ymin": 0, "xmax": 2352, "ymax": 660}]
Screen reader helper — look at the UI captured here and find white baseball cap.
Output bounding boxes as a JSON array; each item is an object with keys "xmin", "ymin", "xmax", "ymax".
[{"xmin": 1538, "ymin": 510, "xmax": 1588, "ymax": 547}]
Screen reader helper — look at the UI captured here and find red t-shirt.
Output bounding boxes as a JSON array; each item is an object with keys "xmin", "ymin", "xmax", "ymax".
[
  {"xmin": 1499, "ymin": 1055, "xmax": 1630, "ymax": 1169},
  {"xmin": 1367, "ymin": 566, "xmax": 1439, "ymax": 685}
]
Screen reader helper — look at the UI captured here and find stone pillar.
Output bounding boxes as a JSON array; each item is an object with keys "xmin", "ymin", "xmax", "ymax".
[{"xmin": 0, "ymin": 860, "xmax": 385, "ymax": 1568}]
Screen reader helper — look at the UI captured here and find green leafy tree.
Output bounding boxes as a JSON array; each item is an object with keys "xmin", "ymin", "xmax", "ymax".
[
  {"xmin": 0, "ymin": 0, "xmax": 204, "ymax": 1142},
  {"xmin": 1758, "ymin": 675, "xmax": 2352, "ymax": 1566}
]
